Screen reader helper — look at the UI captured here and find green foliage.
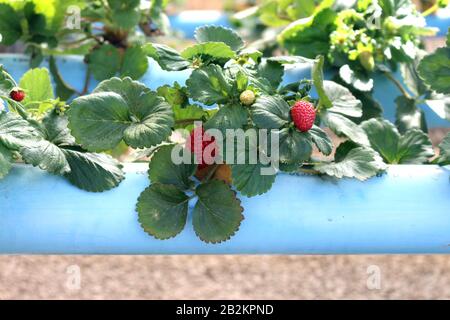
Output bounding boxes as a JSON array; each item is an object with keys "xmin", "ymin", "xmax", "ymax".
[
  {"xmin": 361, "ymin": 118, "xmax": 434, "ymax": 164},
  {"xmin": 418, "ymin": 47, "xmax": 450, "ymax": 95},
  {"xmin": 68, "ymin": 77, "xmax": 174, "ymax": 151}
]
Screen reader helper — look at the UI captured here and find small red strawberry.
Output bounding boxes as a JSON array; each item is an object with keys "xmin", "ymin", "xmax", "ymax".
[
  {"xmin": 10, "ymin": 89, "xmax": 25, "ymax": 102},
  {"xmin": 186, "ymin": 127, "xmax": 217, "ymax": 169},
  {"xmin": 290, "ymin": 100, "xmax": 316, "ymax": 132}
]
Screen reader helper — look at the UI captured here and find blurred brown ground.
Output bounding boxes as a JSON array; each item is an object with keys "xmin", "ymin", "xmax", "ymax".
[
  {"xmin": 1, "ymin": 0, "xmax": 450, "ymax": 300},
  {"xmin": 2, "ymin": 255, "xmax": 450, "ymax": 300}
]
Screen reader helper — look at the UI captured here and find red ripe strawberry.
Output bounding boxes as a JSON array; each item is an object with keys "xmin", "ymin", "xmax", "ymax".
[
  {"xmin": 290, "ymin": 100, "xmax": 316, "ymax": 132},
  {"xmin": 10, "ymin": 89, "xmax": 25, "ymax": 102},
  {"xmin": 187, "ymin": 127, "xmax": 217, "ymax": 169}
]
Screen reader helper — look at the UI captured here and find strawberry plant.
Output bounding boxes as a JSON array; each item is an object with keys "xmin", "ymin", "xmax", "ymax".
[
  {"xmin": 234, "ymin": 0, "xmax": 450, "ymax": 132},
  {"xmin": 0, "ymin": 0, "xmax": 169, "ymax": 98},
  {"xmin": 56, "ymin": 26, "xmax": 444, "ymax": 243},
  {"xmin": 0, "ymin": 66, "xmax": 125, "ymax": 191}
]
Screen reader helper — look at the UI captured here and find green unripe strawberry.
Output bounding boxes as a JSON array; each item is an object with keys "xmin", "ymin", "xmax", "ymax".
[{"xmin": 240, "ymin": 90, "xmax": 256, "ymax": 106}]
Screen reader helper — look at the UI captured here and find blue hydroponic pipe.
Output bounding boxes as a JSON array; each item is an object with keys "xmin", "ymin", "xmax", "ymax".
[
  {"xmin": 0, "ymin": 54, "xmax": 448, "ymax": 128},
  {"xmin": 0, "ymin": 164, "xmax": 449, "ymax": 254}
]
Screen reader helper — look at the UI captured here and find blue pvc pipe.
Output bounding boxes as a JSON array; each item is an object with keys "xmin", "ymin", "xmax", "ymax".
[{"xmin": 0, "ymin": 164, "xmax": 449, "ymax": 254}]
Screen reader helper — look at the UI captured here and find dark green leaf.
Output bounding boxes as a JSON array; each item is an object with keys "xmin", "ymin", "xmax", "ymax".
[
  {"xmin": 204, "ymin": 104, "xmax": 248, "ymax": 133},
  {"xmin": 181, "ymin": 42, "xmax": 236, "ymax": 63},
  {"xmin": 436, "ymin": 132, "xmax": 450, "ymax": 165},
  {"xmin": 120, "ymin": 46, "xmax": 149, "ymax": 80},
  {"xmin": 69, "ymin": 78, "xmax": 174, "ymax": 151},
  {"xmin": 137, "ymin": 184, "xmax": 189, "ymax": 240},
  {"xmin": 0, "ymin": 142, "xmax": 13, "ymax": 179},
  {"xmin": 418, "ymin": 47, "xmax": 450, "ymax": 94},
  {"xmin": 63, "ymin": 149, "xmax": 125, "ymax": 192},
  {"xmin": 279, "ymin": 128, "xmax": 313, "ymax": 163},
  {"xmin": 395, "ymin": 96, "xmax": 427, "ymax": 134},
  {"xmin": 231, "ymin": 163, "xmax": 276, "ymax": 197},
  {"xmin": 193, "ymin": 180, "xmax": 244, "ymax": 243},
  {"xmin": 315, "ymin": 144, "xmax": 386, "ymax": 181},
  {"xmin": 0, "ymin": 4, "xmax": 22, "ymax": 45},
  {"xmin": 279, "ymin": 8, "xmax": 336, "ymax": 58},
  {"xmin": 186, "ymin": 64, "xmax": 233, "ymax": 105},
  {"xmin": 148, "ymin": 144, "xmax": 196, "ymax": 190},
  {"xmin": 361, "ymin": 118, "xmax": 434, "ymax": 164},
  {"xmin": 0, "ymin": 112, "xmax": 38, "ymax": 150},
  {"xmin": 87, "ymin": 45, "xmax": 121, "ymax": 81},
  {"xmin": 322, "ymin": 111, "xmax": 369, "ymax": 146},
  {"xmin": 312, "ymin": 56, "xmax": 332, "ymax": 108},
  {"xmin": 258, "ymin": 60, "xmax": 284, "ymax": 89},
  {"xmin": 195, "ymin": 25, "xmax": 244, "ymax": 51},
  {"xmin": 251, "ymin": 95, "xmax": 290, "ymax": 129},
  {"xmin": 143, "ymin": 43, "xmax": 190, "ymax": 71},
  {"xmin": 309, "ymin": 125, "xmax": 333, "ymax": 156},
  {"xmin": 323, "ymin": 80, "xmax": 362, "ymax": 117}
]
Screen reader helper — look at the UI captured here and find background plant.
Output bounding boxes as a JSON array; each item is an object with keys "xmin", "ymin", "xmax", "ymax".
[
  {"xmin": 232, "ymin": 0, "xmax": 450, "ymax": 132},
  {"xmin": 0, "ymin": 0, "xmax": 170, "ymax": 98}
]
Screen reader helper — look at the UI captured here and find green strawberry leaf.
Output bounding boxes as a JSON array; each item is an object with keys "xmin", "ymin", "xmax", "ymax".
[
  {"xmin": 339, "ymin": 65, "xmax": 373, "ymax": 92},
  {"xmin": 0, "ymin": 112, "xmax": 38, "ymax": 150},
  {"xmin": 137, "ymin": 183, "xmax": 189, "ymax": 240},
  {"xmin": 63, "ymin": 149, "xmax": 124, "ymax": 192},
  {"xmin": 108, "ymin": 0, "xmax": 140, "ymax": 29},
  {"xmin": 0, "ymin": 66, "xmax": 15, "ymax": 96},
  {"xmin": 322, "ymin": 111, "xmax": 369, "ymax": 146},
  {"xmin": 315, "ymin": 142, "xmax": 386, "ymax": 181},
  {"xmin": 323, "ymin": 80, "xmax": 362, "ymax": 117},
  {"xmin": 418, "ymin": 47, "xmax": 450, "ymax": 94},
  {"xmin": 258, "ymin": 60, "xmax": 284, "ymax": 90},
  {"xmin": 0, "ymin": 142, "xmax": 13, "ymax": 179},
  {"xmin": 49, "ymin": 56, "xmax": 76, "ymax": 101},
  {"xmin": 157, "ymin": 82, "xmax": 189, "ymax": 109},
  {"xmin": 278, "ymin": 8, "xmax": 336, "ymax": 58},
  {"xmin": 193, "ymin": 180, "xmax": 244, "ymax": 243},
  {"xmin": 143, "ymin": 43, "xmax": 190, "ymax": 71},
  {"xmin": 186, "ymin": 64, "xmax": 233, "ymax": 106},
  {"xmin": 251, "ymin": 95, "xmax": 290, "ymax": 129},
  {"xmin": 20, "ymin": 139, "xmax": 70, "ymax": 175},
  {"xmin": 19, "ymin": 68, "xmax": 55, "ymax": 106},
  {"xmin": 195, "ymin": 25, "xmax": 244, "ymax": 51},
  {"xmin": 120, "ymin": 46, "xmax": 149, "ymax": 80},
  {"xmin": 204, "ymin": 103, "xmax": 248, "ymax": 133},
  {"xmin": 148, "ymin": 144, "xmax": 196, "ymax": 190},
  {"xmin": 87, "ymin": 45, "xmax": 121, "ymax": 81},
  {"xmin": 395, "ymin": 96, "xmax": 427, "ymax": 134},
  {"xmin": 0, "ymin": 4, "xmax": 22, "ymax": 45},
  {"xmin": 312, "ymin": 56, "xmax": 332, "ymax": 108},
  {"xmin": 173, "ymin": 104, "xmax": 207, "ymax": 129},
  {"xmin": 231, "ymin": 163, "xmax": 276, "ymax": 197},
  {"xmin": 309, "ymin": 125, "xmax": 333, "ymax": 156},
  {"xmin": 181, "ymin": 42, "xmax": 236, "ymax": 63},
  {"xmin": 279, "ymin": 128, "xmax": 313, "ymax": 163},
  {"xmin": 361, "ymin": 118, "xmax": 434, "ymax": 164},
  {"xmin": 229, "ymin": 135, "xmax": 277, "ymax": 197},
  {"xmin": 436, "ymin": 132, "xmax": 450, "ymax": 165},
  {"xmin": 68, "ymin": 77, "xmax": 174, "ymax": 151}
]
